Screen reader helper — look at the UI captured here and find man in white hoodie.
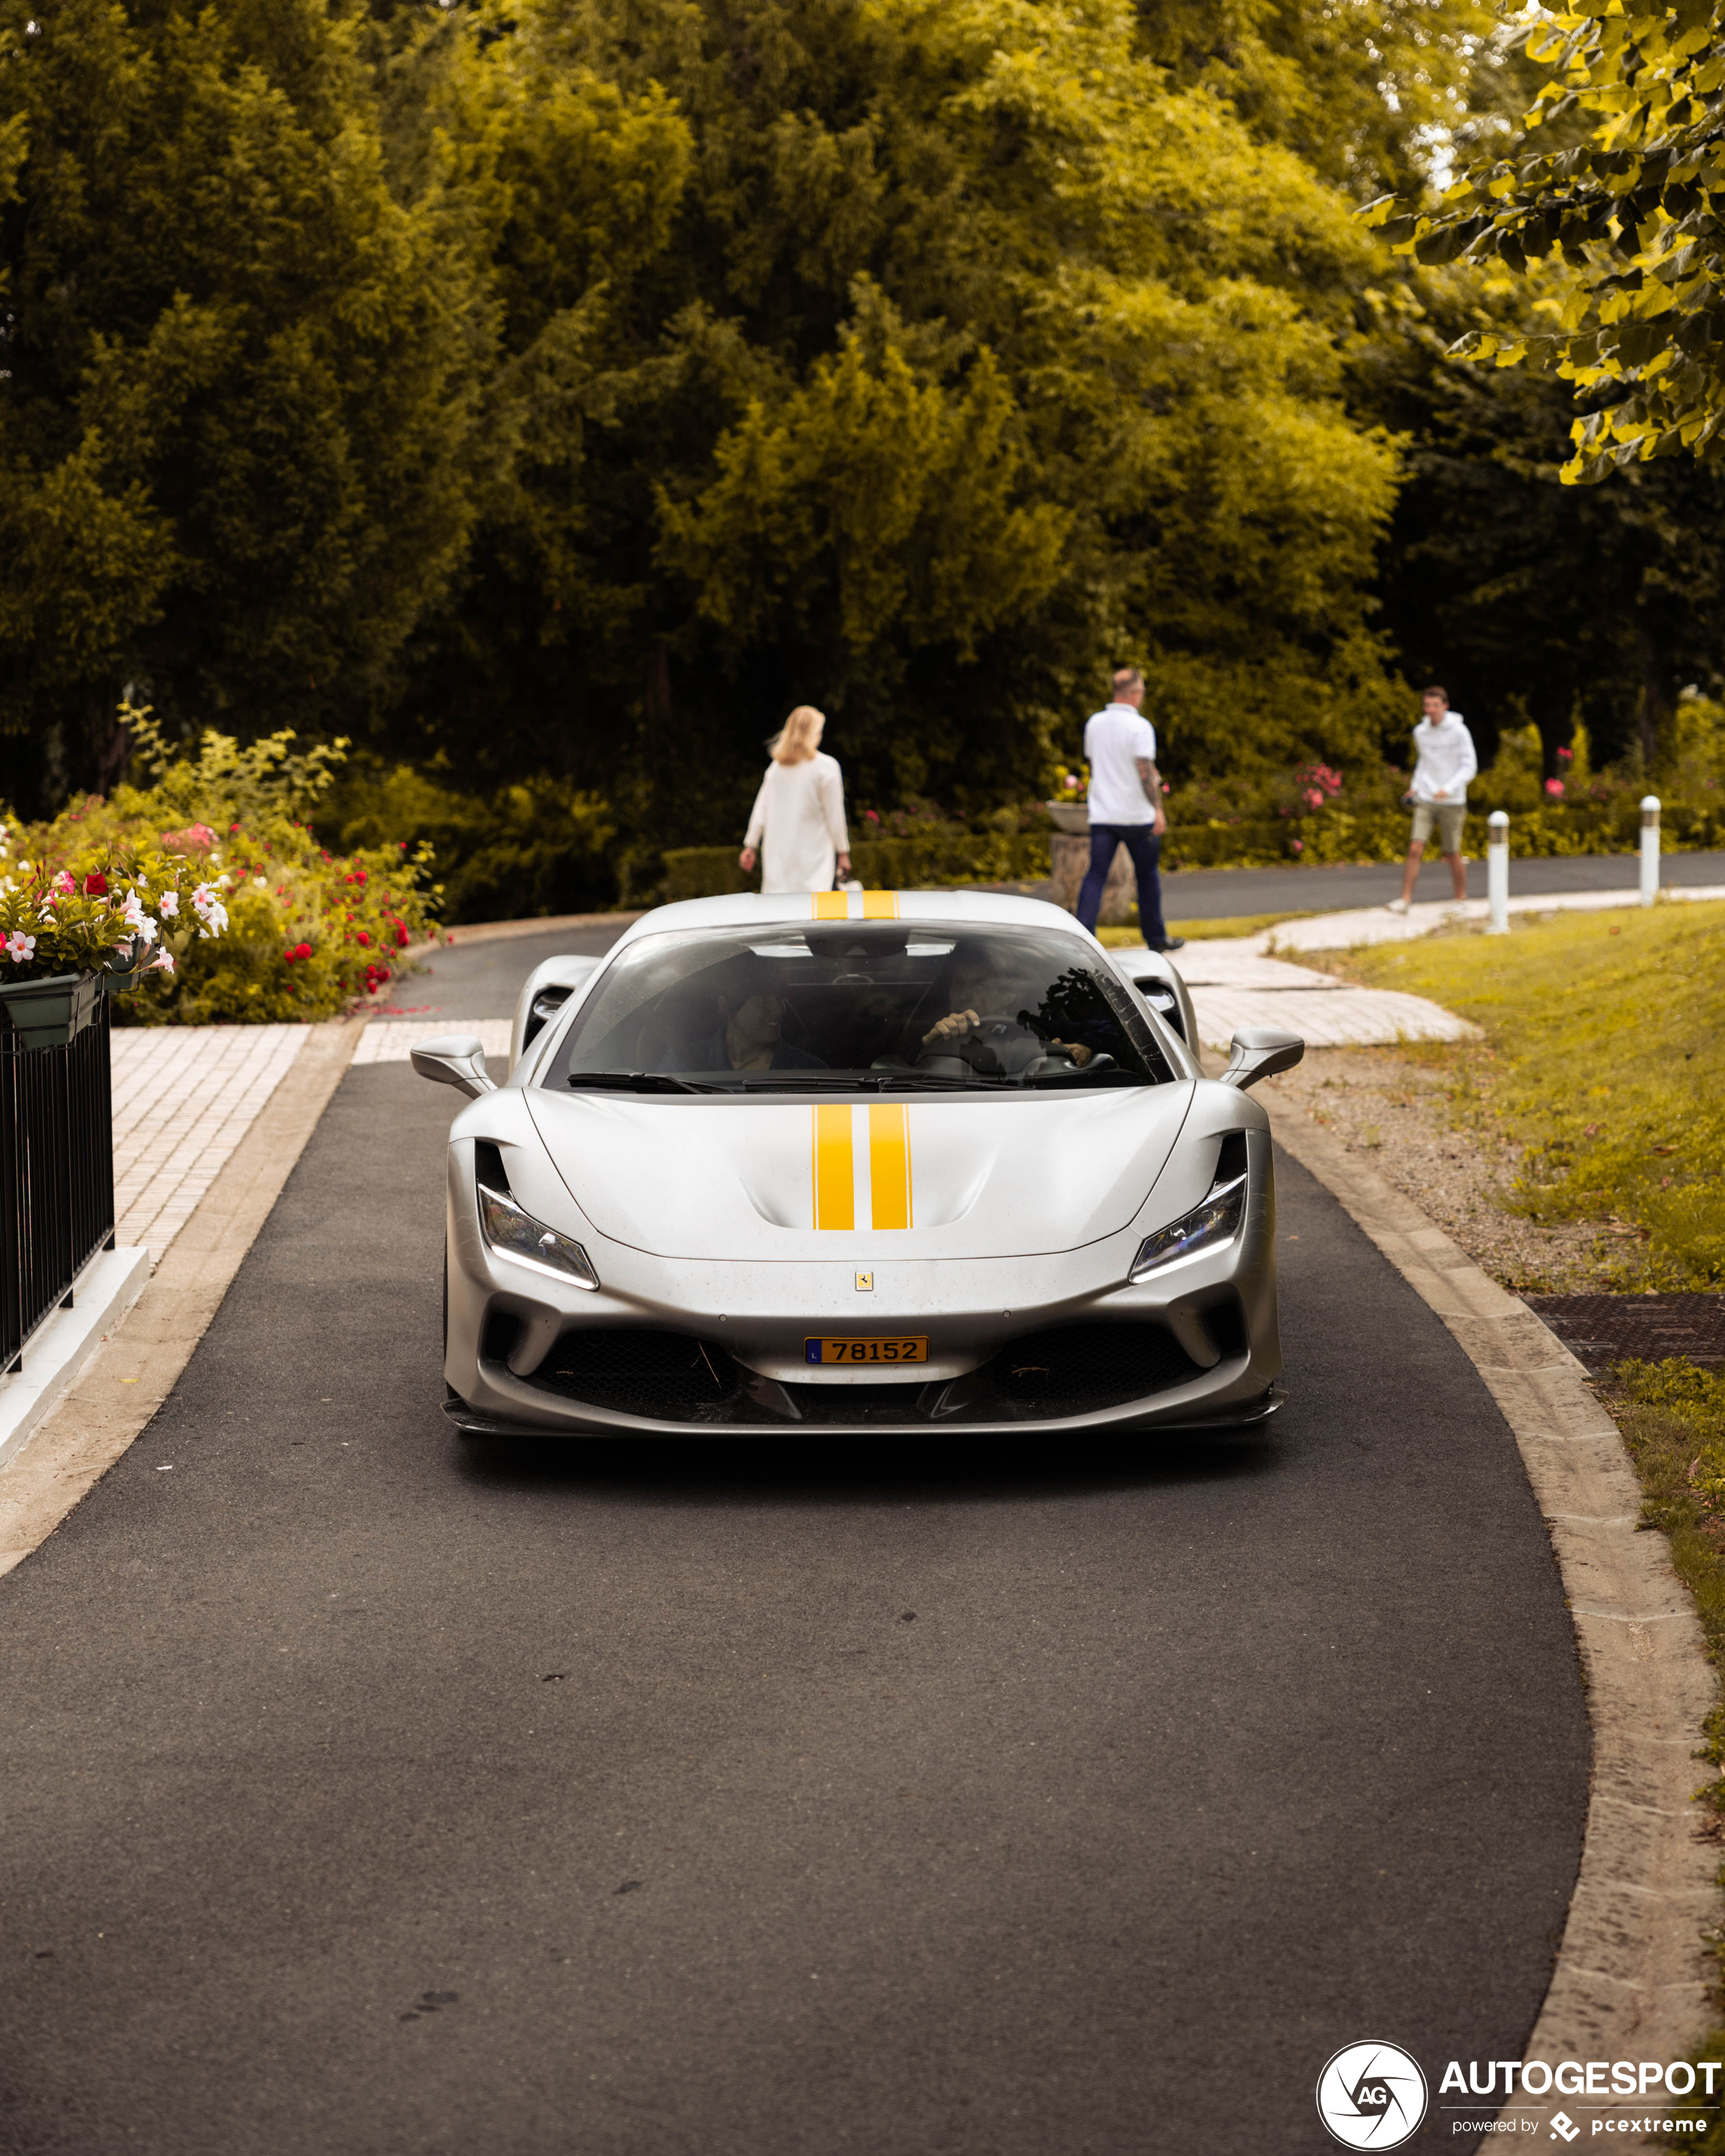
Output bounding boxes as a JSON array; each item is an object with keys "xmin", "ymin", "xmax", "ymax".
[{"xmin": 1387, "ymin": 686, "xmax": 1478, "ymax": 915}]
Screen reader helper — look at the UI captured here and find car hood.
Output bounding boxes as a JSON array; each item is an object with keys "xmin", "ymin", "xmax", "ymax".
[{"xmin": 524, "ymin": 1084, "xmax": 1195, "ymax": 1260}]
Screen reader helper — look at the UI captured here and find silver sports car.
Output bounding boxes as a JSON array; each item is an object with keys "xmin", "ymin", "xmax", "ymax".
[{"xmin": 413, "ymin": 890, "xmax": 1303, "ymax": 1437}]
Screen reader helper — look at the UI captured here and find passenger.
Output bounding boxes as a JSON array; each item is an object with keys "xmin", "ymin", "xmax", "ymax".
[
  {"xmin": 910, "ymin": 947, "xmax": 1095, "ymax": 1067},
  {"xmin": 665, "ymin": 985, "xmax": 827, "ymax": 1074}
]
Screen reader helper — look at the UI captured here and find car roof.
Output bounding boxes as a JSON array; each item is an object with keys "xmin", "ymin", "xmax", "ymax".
[{"xmin": 613, "ymin": 888, "xmax": 1102, "ymax": 948}]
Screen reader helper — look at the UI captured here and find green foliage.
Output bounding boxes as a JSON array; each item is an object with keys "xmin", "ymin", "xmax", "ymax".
[
  {"xmin": 0, "ymin": 0, "xmax": 493, "ymax": 801},
  {"xmin": 1606, "ymin": 1355, "xmax": 1725, "ymax": 2140},
  {"xmin": 382, "ymin": 0, "xmax": 1413, "ymax": 822},
  {"xmin": 5, "ymin": 724, "xmax": 439, "ymax": 1023},
  {"xmin": 1349, "ymin": 902, "xmax": 1725, "ymax": 1287},
  {"xmin": 0, "ymin": 823, "xmax": 196, "ymax": 992},
  {"xmin": 1349, "ymin": 257, "xmax": 1725, "ymax": 771},
  {"xmin": 1362, "ymin": 1, "xmax": 1725, "ymax": 481},
  {"xmin": 659, "ymin": 827, "xmax": 1052, "ymax": 905},
  {"xmin": 325, "ymin": 763, "xmax": 617, "ymax": 923}
]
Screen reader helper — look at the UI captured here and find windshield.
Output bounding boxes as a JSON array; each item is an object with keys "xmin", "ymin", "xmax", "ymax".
[{"xmin": 541, "ymin": 919, "xmax": 1179, "ymax": 1094}]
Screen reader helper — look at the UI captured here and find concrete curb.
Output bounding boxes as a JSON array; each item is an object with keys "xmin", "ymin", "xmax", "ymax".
[
  {"xmin": 0, "ymin": 1019, "xmax": 365, "ymax": 1579},
  {"xmin": 0, "ymin": 1246, "xmax": 153, "ymax": 1467},
  {"xmin": 1269, "ymin": 1102, "xmax": 1718, "ymax": 2134}
]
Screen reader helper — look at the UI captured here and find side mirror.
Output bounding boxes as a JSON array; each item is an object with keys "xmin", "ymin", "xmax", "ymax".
[
  {"xmin": 1220, "ymin": 1027, "xmax": 1303, "ymax": 1091},
  {"xmin": 410, "ymin": 1035, "xmax": 497, "ymax": 1098}
]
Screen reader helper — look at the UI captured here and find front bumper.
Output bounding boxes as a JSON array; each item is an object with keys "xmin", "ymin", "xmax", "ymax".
[{"xmin": 441, "ymin": 1131, "xmax": 1284, "ymax": 1438}]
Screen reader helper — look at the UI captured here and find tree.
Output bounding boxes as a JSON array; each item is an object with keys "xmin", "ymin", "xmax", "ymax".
[
  {"xmin": 384, "ymin": 0, "xmax": 1415, "ymax": 841},
  {"xmin": 1363, "ymin": 0, "xmax": 1725, "ymax": 482},
  {"xmin": 1352, "ymin": 267, "xmax": 1725, "ymax": 768},
  {"xmin": 0, "ymin": 0, "xmax": 494, "ymax": 811}
]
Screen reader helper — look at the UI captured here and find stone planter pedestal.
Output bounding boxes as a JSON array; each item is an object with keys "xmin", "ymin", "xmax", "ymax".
[{"xmin": 1049, "ymin": 834, "xmax": 1138, "ymax": 925}]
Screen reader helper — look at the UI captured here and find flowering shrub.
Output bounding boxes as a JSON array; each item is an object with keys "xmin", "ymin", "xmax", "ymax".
[
  {"xmin": 0, "ymin": 826, "xmax": 217, "ymax": 993},
  {"xmin": 0, "ymin": 710, "xmax": 441, "ymax": 1024}
]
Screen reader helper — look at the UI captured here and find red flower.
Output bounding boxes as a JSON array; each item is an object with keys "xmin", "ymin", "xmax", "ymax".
[
  {"xmin": 83, "ymin": 871, "xmax": 109, "ymax": 896},
  {"xmin": 395, "ymin": 926, "xmax": 410, "ymax": 948},
  {"xmin": 356, "ymin": 931, "xmax": 371, "ymax": 947}
]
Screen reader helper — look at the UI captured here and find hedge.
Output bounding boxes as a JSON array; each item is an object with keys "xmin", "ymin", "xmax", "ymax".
[
  {"xmin": 659, "ymin": 830, "xmax": 1053, "ymax": 902},
  {"xmin": 658, "ymin": 797, "xmax": 1725, "ymax": 903}
]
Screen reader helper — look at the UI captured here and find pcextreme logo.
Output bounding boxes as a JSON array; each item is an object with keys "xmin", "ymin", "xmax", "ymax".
[{"xmin": 1316, "ymin": 2041, "xmax": 1428, "ymax": 2149}]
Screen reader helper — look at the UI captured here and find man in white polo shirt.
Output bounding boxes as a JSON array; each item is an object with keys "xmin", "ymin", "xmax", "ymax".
[{"xmin": 1076, "ymin": 666, "xmax": 1183, "ymax": 952}]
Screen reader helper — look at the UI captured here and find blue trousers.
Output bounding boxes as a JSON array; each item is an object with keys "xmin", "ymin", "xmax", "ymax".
[{"xmin": 1077, "ymin": 823, "xmax": 1167, "ymax": 942}]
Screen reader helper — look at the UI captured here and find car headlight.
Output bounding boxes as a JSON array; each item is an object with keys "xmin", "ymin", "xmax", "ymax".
[
  {"xmin": 477, "ymin": 1180, "xmax": 600, "ymax": 1290},
  {"xmin": 1129, "ymin": 1172, "xmax": 1246, "ymax": 1282}
]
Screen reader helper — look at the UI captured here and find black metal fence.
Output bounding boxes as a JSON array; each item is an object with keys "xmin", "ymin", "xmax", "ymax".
[{"xmin": 0, "ymin": 997, "xmax": 116, "ymax": 1374}]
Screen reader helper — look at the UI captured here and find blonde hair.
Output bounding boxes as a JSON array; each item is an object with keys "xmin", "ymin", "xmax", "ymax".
[{"xmin": 769, "ymin": 705, "xmax": 825, "ymax": 765}]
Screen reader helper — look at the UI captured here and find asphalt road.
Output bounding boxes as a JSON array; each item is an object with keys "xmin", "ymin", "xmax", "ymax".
[
  {"xmin": 1159, "ymin": 845, "xmax": 1725, "ymax": 921},
  {"xmin": 0, "ymin": 1030, "xmax": 1587, "ymax": 2151},
  {"xmin": 378, "ymin": 922, "xmax": 626, "ymax": 1021}
]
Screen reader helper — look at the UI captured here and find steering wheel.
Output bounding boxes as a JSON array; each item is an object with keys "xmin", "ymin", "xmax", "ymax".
[{"xmin": 916, "ymin": 1012, "xmax": 1033, "ymax": 1075}]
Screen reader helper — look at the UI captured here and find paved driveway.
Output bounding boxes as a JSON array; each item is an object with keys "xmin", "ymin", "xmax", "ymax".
[{"xmin": 0, "ymin": 1025, "xmax": 1586, "ymax": 2153}]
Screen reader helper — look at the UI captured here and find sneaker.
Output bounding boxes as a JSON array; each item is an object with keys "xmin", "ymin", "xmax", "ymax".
[{"xmin": 1385, "ymin": 898, "xmax": 1410, "ymax": 915}]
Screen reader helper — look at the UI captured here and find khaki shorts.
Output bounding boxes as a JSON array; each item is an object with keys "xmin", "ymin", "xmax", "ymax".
[{"xmin": 1411, "ymin": 801, "xmax": 1466, "ymax": 854}]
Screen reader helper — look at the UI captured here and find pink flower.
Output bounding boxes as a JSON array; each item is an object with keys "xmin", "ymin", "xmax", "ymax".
[
  {"xmin": 1557, "ymin": 746, "xmax": 1574, "ymax": 763},
  {"xmin": 1290, "ymin": 838, "xmax": 1305, "ymax": 854},
  {"xmin": 52, "ymin": 871, "xmax": 75, "ymax": 896},
  {"xmin": 4, "ymin": 931, "xmax": 35, "ymax": 963},
  {"xmin": 1544, "ymin": 778, "xmax": 1565, "ymax": 798},
  {"xmin": 150, "ymin": 951, "xmax": 175, "ymax": 974}
]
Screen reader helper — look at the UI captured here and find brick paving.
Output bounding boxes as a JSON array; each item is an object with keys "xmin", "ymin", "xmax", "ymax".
[
  {"xmin": 111, "ymin": 1025, "xmax": 310, "ymax": 1259},
  {"xmin": 350, "ymin": 1019, "xmax": 512, "ymax": 1064}
]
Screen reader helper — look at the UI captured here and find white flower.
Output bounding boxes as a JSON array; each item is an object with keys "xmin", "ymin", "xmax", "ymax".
[
  {"xmin": 150, "ymin": 950, "xmax": 176, "ymax": 974},
  {"xmin": 3, "ymin": 931, "xmax": 35, "ymax": 964},
  {"xmin": 196, "ymin": 901, "xmax": 229, "ymax": 938},
  {"xmin": 158, "ymin": 889, "xmax": 179, "ymax": 918},
  {"xmin": 120, "ymin": 892, "xmax": 159, "ymax": 945}
]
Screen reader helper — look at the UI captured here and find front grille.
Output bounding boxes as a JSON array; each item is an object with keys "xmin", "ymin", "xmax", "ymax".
[
  {"xmin": 517, "ymin": 1319, "xmax": 1204, "ymax": 1426},
  {"xmin": 986, "ymin": 1324, "xmax": 1201, "ymax": 1414},
  {"xmin": 527, "ymin": 1328, "xmax": 744, "ymax": 1421}
]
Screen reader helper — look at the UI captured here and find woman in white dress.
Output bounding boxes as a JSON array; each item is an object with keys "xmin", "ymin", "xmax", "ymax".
[{"xmin": 739, "ymin": 706, "xmax": 852, "ymax": 894}]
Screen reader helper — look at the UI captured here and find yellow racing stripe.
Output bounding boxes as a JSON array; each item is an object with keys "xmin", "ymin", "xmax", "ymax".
[
  {"xmin": 860, "ymin": 890, "xmax": 900, "ymax": 920},
  {"xmin": 811, "ymin": 891, "xmax": 848, "ymax": 919},
  {"xmin": 812, "ymin": 1103, "xmax": 854, "ymax": 1230},
  {"xmin": 867, "ymin": 1103, "xmax": 913, "ymax": 1230}
]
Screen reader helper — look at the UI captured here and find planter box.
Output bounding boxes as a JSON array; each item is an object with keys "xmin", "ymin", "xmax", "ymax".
[
  {"xmin": 0, "ymin": 972, "xmax": 102, "ymax": 1053},
  {"xmin": 1042, "ymin": 801, "xmax": 1090, "ymax": 835}
]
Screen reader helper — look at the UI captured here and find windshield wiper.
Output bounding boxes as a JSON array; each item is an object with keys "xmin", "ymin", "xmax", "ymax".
[
  {"xmin": 566, "ymin": 1071, "xmax": 717, "ymax": 1094},
  {"xmin": 867, "ymin": 1072, "xmax": 1015, "ymax": 1091}
]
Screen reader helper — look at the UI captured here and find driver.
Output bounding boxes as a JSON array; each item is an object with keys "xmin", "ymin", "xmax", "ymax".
[{"xmin": 913, "ymin": 946, "xmax": 1093, "ymax": 1066}]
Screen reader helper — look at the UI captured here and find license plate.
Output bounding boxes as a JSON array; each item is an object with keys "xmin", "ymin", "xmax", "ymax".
[{"xmin": 805, "ymin": 1336, "xmax": 928, "ymax": 1366}]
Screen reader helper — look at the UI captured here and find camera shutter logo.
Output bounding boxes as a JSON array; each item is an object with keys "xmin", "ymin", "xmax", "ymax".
[{"xmin": 1315, "ymin": 2041, "xmax": 1428, "ymax": 2149}]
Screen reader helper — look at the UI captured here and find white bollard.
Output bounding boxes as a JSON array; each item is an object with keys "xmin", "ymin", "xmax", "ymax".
[
  {"xmin": 1640, "ymin": 795, "xmax": 1661, "ymax": 907},
  {"xmin": 1487, "ymin": 810, "xmax": 1510, "ymax": 934}
]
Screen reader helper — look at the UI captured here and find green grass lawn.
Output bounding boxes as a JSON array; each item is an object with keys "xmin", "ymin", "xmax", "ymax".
[{"xmin": 1343, "ymin": 902, "xmax": 1725, "ymax": 1289}]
